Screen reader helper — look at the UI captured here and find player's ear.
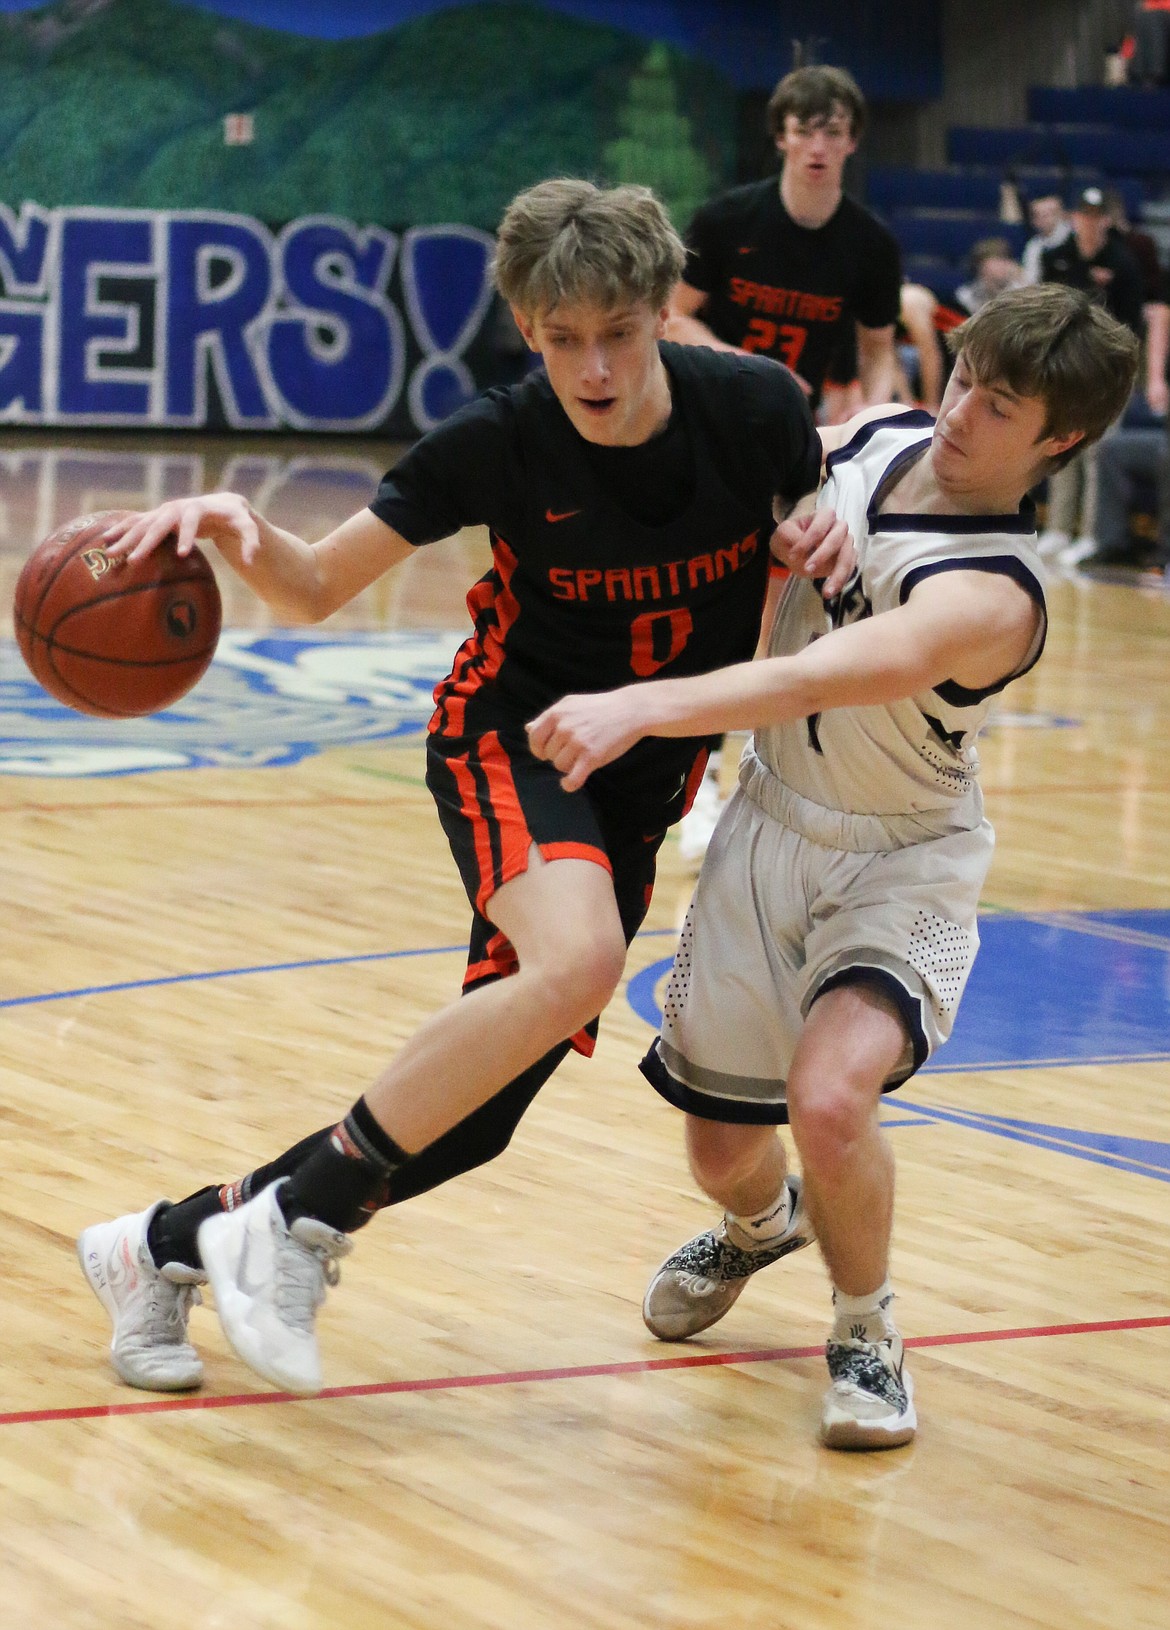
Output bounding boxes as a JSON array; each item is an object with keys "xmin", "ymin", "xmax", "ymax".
[
  {"xmin": 511, "ymin": 306, "xmax": 540, "ymax": 353},
  {"xmin": 1044, "ymin": 428, "xmax": 1085, "ymax": 463}
]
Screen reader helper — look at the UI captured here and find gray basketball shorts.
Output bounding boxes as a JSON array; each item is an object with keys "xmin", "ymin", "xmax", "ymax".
[{"xmin": 642, "ymin": 785, "xmax": 994, "ymax": 1124}]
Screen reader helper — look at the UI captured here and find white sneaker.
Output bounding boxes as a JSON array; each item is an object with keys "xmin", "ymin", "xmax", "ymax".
[
  {"xmin": 198, "ymin": 1180, "xmax": 351, "ymax": 1395},
  {"xmin": 642, "ymin": 1177, "xmax": 814, "ymax": 1339},
  {"xmin": 1036, "ymin": 527, "xmax": 1071, "ymax": 559},
  {"xmin": 678, "ymin": 763, "xmax": 724, "ymax": 866},
  {"xmin": 820, "ymin": 1326, "xmax": 917, "ymax": 1450},
  {"xmin": 77, "ymin": 1202, "xmax": 205, "ymax": 1391}
]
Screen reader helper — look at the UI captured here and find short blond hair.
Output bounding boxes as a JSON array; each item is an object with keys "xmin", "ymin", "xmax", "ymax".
[{"xmin": 493, "ymin": 179, "xmax": 685, "ymax": 318}]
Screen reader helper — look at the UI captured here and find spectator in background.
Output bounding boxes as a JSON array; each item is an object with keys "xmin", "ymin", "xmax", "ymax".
[
  {"xmin": 1103, "ymin": 187, "xmax": 1170, "ymax": 418},
  {"xmin": 891, "ymin": 281, "xmax": 946, "ymax": 412},
  {"xmin": 1038, "ymin": 187, "xmax": 1146, "ymax": 562},
  {"xmin": 1021, "ymin": 192, "xmax": 1071, "ymax": 284},
  {"xmin": 664, "ymin": 62, "xmax": 902, "ymax": 863},
  {"xmin": 1103, "ymin": 188, "xmax": 1163, "ymax": 304},
  {"xmin": 1091, "ymin": 398, "xmax": 1170, "ymax": 571},
  {"xmin": 954, "ymin": 237, "xmax": 1027, "ymax": 315},
  {"xmin": 1081, "ymin": 192, "xmax": 1170, "ymax": 573}
]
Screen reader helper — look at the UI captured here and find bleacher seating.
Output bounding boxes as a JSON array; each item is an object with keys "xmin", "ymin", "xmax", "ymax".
[
  {"xmin": 889, "ymin": 211, "xmax": 1029, "ymax": 262},
  {"xmin": 1026, "ymin": 86, "xmax": 1170, "ymax": 130},
  {"xmin": 867, "ymin": 84, "xmax": 1170, "ymax": 307}
]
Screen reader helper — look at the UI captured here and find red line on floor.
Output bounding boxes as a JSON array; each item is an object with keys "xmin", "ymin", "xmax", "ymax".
[{"xmin": 3, "ymin": 1314, "xmax": 1166, "ymax": 1428}]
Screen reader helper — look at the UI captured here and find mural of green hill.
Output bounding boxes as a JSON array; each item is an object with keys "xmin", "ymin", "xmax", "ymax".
[{"xmin": 0, "ymin": 0, "xmax": 737, "ymax": 228}]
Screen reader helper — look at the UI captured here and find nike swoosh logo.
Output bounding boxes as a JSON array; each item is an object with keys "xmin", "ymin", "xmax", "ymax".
[
  {"xmin": 545, "ymin": 508, "xmax": 581, "ymax": 523},
  {"xmin": 233, "ymin": 1219, "xmax": 270, "ymax": 1300}
]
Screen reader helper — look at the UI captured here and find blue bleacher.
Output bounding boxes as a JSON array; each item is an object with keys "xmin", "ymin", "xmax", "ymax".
[
  {"xmin": 870, "ymin": 83, "xmax": 1170, "ymax": 307},
  {"xmin": 889, "ymin": 211, "xmax": 1029, "ymax": 263},
  {"xmin": 948, "ymin": 124, "xmax": 1170, "ymax": 178},
  {"xmin": 866, "ymin": 167, "xmax": 1003, "ymax": 213},
  {"xmin": 900, "ymin": 255, "xmax": 963, "ymax": 304},
  {"xmin": 1027, "ymin": 85, "xmax": 1170, "ymax": 130}
]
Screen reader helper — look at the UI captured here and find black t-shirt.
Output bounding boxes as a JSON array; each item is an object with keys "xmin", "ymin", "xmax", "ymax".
[
  {"xmin": 371, "ymin": 342, "xmax": 820, "ymax": 809},
  {"xmin": 682, "ymin": 178, "xmax": 902, "ymax": 406},
  {"xmin": 1039, "ymin": 234, "xmax": 1146, "ymax": 336}
]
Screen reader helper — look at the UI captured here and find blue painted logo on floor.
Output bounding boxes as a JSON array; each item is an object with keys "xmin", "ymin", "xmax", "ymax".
[
  {"xmin": 0, "ymin": 630, "xmax": 461, "ymax": 775},
  {"xmin": 627, "ymin": 911, "xmax": 1170, "ymax": 1180}
]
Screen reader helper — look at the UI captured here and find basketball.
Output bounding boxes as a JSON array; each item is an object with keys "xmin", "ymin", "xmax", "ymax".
[{"xmin": 12, "ymin": 510, "xmax": 222, "ymax": 717}]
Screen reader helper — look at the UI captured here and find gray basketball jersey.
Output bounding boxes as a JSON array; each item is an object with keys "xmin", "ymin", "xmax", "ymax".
[{"xmin": 756, "ymin": 411, "xmax": 1046, "ymax": 825}]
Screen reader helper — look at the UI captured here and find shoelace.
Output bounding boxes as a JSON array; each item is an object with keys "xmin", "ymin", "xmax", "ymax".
[
  {"xmin": 274, "ymin": 1239, "xmax": 343, "ymax": 1333},
  {"xmin": 827, "ymin": 1337, "xmax": 905, "ymax": 1405},
  {"xmin": 140, "ymin": 1280, "xmax": 202, "ymax": 1345}
]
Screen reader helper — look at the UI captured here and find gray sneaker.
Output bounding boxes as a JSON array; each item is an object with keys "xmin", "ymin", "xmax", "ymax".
[
  {"xmin": 821, "ymin": 1327, "xmax": 917, "ymax": 1450},
  {"xmin": 77, "ymin": 1202, "xmax": 206, "ymax": 1391},
  {"xmin": 198, "ymin": 1180, "xmax": 351, "ymax": 1396},
  {"xmin": 642, "ymin": 1176, "xmax": 813, "ymax": 1340}
]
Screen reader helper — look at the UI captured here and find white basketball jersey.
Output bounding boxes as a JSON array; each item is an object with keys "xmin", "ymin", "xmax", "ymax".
[{"xmin": 756, "ymin": 411, "xmax": 1047, "ymax": 823}]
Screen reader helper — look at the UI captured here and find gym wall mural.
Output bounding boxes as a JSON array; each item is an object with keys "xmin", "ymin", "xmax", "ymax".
[{"xmin": 0, "ymin": 0, "xmax": 939, "ymax": 434}]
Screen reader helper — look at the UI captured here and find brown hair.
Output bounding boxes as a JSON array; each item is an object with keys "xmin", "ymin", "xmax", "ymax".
[
  {"xmin": 947, "ymin": 283, "xmax": 1138, "ymax": 466},
  {"xmin": 492, "ymin": 178, "xmax": 685, "ymax": 317},
  {"xmin": 766, "ymin": 65, "xmax": 867, "ymax": 139}
]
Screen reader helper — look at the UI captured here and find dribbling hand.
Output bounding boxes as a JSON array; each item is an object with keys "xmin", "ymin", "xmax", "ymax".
[{"xmin": 102, "ymin": 493, "xmax": 262, "ymax": 567}]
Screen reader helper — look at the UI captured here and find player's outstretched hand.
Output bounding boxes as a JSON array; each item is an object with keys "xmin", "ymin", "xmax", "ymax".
[
  {"xmin": 772, "ymin": 505, "xmax": 855, "ymax": 599},
  {"xmin": 527, "ymin": 690, "xmax": 645, "ymax": 792},
  {"xmin": 102, "ymin": 493, "xmax": 262, "ymax": 567}
]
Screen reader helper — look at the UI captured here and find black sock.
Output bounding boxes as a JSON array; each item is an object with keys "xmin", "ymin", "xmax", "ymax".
[
  {"xmin": 237, "ymin": 1126, "xmax": 335, "ymax": 1204},
  {"xmin": 144, "ymin": 1126, "xmax": 335, "ymax": 1272},
  {"xmin": 279, "ymin": 1097, "xmax": 409, "ymax": 1233},
  {"xmin": 146, "ymin": 1187, "xmax": 223, "ymax": 1273}
]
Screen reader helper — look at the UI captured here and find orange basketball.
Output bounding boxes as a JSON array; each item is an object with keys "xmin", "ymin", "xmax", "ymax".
[{"xmin": 13, "ymin": 510, "xmax": 222, "ymax": 717}]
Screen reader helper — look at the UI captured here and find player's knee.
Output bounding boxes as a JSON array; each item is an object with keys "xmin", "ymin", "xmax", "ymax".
[
  {"xmin": 540, "ymin": 928, "xmax": 626, "ymax": 1033},
  {"xmin": 787, "ymin": 1079, "xmax": 874, "ymax": 1179}
]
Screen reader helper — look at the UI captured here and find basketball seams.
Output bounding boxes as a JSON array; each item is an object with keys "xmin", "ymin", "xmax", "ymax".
[
  {"xmin": 47, "ymin": 575, "xmax": 219, "ymax": 650},
  {"xmin": 20, "ymin": 511, "xmax": 131, "ymax": 635},
  {"xmin": 37, "ymin": 637, "xmax": 216, "ymax": 670},
  {"xmin": 43, "ymin": 651, "xmax": 142, "ymax": 718},
  {"xmin": 13, "ymin": 514, "xmax": 221, "ymax": 717}
]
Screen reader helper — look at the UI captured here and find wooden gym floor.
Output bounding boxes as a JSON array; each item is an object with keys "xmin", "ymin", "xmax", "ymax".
[{"xmin": 0, "ymin": 435, "xmax": 1166, "ymax": 1630}]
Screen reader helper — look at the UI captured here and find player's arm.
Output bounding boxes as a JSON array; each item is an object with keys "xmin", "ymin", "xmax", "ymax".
[
  {"xmin": 1144, "ymin": 298, "xmax": 1169, "ymax": 416},
  {"xmin": 855, "ymin": 322, "xmax": 900, "ymax": 406},
  {"xmin": 99, "ymin": 496, "xmax": 415, "ymax": 624},
  {"xmin": 662, "ymin": 280, "xmax": 740, "ymax": 352},
  {"xmin": 898, "ymin": 283, "xmax": 944, "ymax": 411},
  {"xmin": 528, "ymin": 568, "xmax": 1040, "ymax": 791}
]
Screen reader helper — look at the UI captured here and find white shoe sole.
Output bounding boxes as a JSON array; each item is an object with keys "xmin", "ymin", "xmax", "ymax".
[
  {"xmin": 76, "ymin": 1228, "xmax": 203, "ymax": 1392},
  {"xmin": 820, "ymin": 1372, "xmax": 916, "ymax": 1451},
  {"xmin": 198, "ymin": 1208, "xmax": 322, "ymax": 1396}
]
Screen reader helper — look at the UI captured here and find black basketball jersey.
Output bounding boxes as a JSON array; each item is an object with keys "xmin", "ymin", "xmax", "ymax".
[
  {"xmin": 370, "ymin": 342, "xmax": 820, "ymax": 809},
  {"xmin": 683, "ymin": 179, "xmax": 902, "ymax": 407}
]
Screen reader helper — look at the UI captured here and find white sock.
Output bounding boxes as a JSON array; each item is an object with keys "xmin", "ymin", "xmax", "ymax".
[
  {"xmin": 832, "ymin": 1279, "xmax": 896, "ymax": 1341},
  {"xmin": 729, "ymin": 1182, "xmax": 792, "ymax": 1246}
]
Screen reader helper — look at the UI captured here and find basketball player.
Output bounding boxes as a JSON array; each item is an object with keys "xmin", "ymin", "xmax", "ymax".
[
  {"xmin": 528, "ymin": 285, "xmax": 1138, "ymax": 1449},
  {"xmin": 76, "ymin": 178, "xmax": 846, "ymax": 1397},
  {"xmin": 666, "ymin": 63, "xmax": 902, "ymax": 862}
]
